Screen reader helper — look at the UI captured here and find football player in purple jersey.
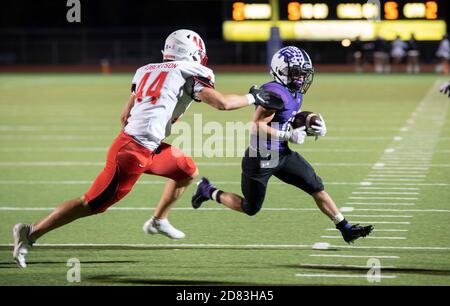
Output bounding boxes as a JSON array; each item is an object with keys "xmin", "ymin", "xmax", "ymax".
[{"xmin": 192, "ymin": 46, "xmax": 373, "ymax": 244}]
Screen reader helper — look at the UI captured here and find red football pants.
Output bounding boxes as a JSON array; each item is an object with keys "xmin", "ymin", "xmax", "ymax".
[{"xmin": 84, "ymin": 131, "xmax": 197, "ymax": 213}]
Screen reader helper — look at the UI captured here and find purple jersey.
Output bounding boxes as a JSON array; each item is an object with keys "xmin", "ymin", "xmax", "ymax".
[{"xmin": 250, "ymin": 81, "xmax": 303, "ymax": 153}]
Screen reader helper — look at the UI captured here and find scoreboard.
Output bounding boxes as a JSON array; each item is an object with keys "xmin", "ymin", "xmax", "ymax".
[{"xmin": 223, "ymin": 0, "xmax": 447, "ymax": 41}]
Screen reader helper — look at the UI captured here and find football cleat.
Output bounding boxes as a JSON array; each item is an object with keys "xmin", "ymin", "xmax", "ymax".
[
  {"xmin": 12, "ymin": 223, "xmax": 34, "ymax": 268},
  {"xmin": 339, "ymin": 224, "xmax": 374, "ymax": 244},
  {"xmin": 143, "ymin": 217, "xmax": 185, "ymax": 239},
  {"xmin": 191, "ymin": 177, "xmax": 214, "ymax": 209}
]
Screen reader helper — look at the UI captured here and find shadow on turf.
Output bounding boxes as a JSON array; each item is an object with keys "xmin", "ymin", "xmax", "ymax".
[
  {"xmin": 88, "ymin": 274, "xmax": 254, "ymax": 285},
  {"xmin": 280, "ymin": 264, "xmax": 450, "ymax": 276},
  {"xmin": 0, "ymin": 260, "xmax": 138, "ymax": 269}
]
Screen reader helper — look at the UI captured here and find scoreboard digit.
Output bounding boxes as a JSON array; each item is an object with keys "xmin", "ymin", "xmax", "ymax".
[{"xmin": 225, "ymin": 0, "xmax": 447, "ymax": 41}]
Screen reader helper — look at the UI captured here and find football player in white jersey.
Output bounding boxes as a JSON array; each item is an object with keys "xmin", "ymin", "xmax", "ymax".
[{"xmin": 12, "ymin": 29, "xmax": 283, "ymax": 268}]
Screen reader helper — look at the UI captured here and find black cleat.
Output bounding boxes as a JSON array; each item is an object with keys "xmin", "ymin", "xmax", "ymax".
[
  {"xmin": 339, "ymin": 224, "xmax": 374, "ymax": 244},
  {"xmin": 191, "ymin": 177, "xmax": 214, "ymax": 209}
]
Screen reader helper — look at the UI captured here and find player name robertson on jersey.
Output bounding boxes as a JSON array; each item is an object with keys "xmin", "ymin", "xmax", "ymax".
[{"xmin": 124, "ymin": 61, "xmax": 215, "ymax": 151}]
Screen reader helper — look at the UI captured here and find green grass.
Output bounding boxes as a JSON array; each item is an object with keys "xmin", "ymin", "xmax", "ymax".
[{"xmin": 0, "ymin": 72, "xmax": 449, "ymax": 285}]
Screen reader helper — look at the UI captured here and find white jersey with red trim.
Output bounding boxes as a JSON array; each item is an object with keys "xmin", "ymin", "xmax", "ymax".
[{"xmin": 124, "ymin": 61, "xmax": 215, "ymax": 150}]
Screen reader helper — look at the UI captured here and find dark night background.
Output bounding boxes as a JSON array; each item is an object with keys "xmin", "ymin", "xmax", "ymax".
[
  {"xmin": 0, "ymin": 0, "xmax": 225, "ymax": 37},
  {"xmin": 0, "ymin": 0, "xmax": 448, "ymax": 66}
]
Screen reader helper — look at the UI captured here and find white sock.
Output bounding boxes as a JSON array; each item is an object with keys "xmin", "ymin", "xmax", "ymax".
[
  {"xmin": 211, "ymin": 189, "xmax": 220, "ymax": 201},
  {"xmin": 332, "ymin": 213, "xmax": 345, "ymax": 225}
]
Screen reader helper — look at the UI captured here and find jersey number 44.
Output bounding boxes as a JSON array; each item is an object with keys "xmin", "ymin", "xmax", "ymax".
[{"xmin": 135, "ymin": 71, "xmax": 169, "ymax": 104}]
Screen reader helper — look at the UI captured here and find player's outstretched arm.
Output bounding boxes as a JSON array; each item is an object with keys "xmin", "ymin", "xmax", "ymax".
[
  {"xmin": 197, "ymin": 86, "xmax": 284, "ymax": 111},
  {"xmin": 120, "ymin": 94, "xmax": 135, "ymax": 128},
  {"xmin": 197, "ymin": 87, "xmax": 253, "ymax": 110}
]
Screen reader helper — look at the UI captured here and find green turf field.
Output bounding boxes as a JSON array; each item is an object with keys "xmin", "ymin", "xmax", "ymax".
[{"xmin": 0, "ymin": 72, "xmax": 449, "ymax": 286}]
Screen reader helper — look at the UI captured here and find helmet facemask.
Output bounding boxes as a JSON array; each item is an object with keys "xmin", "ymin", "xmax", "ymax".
[
  {"xmin": 289, "ymin": 65, "xmax": 314, "ymax": 94},
  {"xmin": 273, "ymin": 63, "xmax": 314, "ymax": 94}
]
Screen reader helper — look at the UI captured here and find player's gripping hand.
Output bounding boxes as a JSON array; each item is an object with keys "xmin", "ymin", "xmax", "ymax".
[
  {"xmin": 277, "ymin": 126, "xmax": 306, "ymax": 144},
  {"xmin": 289, "ymin": 126, "xmax": 306, "ymax": 144},
  {"xmin": 311, "ymin": 114, "xmax": 327, "ymax": 137},
  {"xmin": 289, "ymin": 126, "xmax": 307, "ymax": 144},
  {"xmin": 248, "ymin": 85, "xmax": 284, "ymax": 111},
  {"xmin": 440, "ymin": 81, "xmax": 450, "ymax": 98}
]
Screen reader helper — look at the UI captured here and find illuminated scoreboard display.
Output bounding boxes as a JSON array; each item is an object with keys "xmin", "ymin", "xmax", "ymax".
[{"xmin": 223, "ymin": 0, "xmax": 447, "ymax": 41}]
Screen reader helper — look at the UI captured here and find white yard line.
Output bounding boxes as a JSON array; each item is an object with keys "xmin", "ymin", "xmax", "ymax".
[
  {"xmin": 320, "ymin": 236, "xmax": 406, "ymax": 240},
  {"xmin": 383, "ymin": 153, "xmax": 433, "ymax": 156},
  {"xmin": 0, "ymin": 243, "xmax": 311, "ymax": 249},
  {"xmin": 0, "ymin": 135, "xmax": 393, "ymax": 141},
  {"xmin": 295, "ymin": 273, "xmax": 397, "ymax": 279},
  {"xmin": 324, "ymin": 228, "xmax": 408, "ymax": 232},
  {"xmin": 0, "ymin": 125, "xmax": 113, "ymax": 131},
  {"xmin": 358, "ymin": 186, "xmax": 420, "ymax": 190},
  {"xmin": 345, "ymin": 208, "xmax": 450, "ymax": 213},
  {"xmin": 368, "ymin": 171, "xmax": 429, "ymax": 174},
  {"xmin": 0, "ymin": 180, "xmax": 446, "ymax": 187},
  {"xmin": 1, "ymin": 160, "xmax": 447, "ymax": 168},
  {"xmin": 359, "ymin": 182, "xmax": 449, "ymax": 186},
  {"xmin": 379, "ymin": 159, "xmax": 432, "ymax": 162},
  {"xmin": 0, "ymin": 180, "xmax": 357, "ymax": 186},
  {"xmin": 2, "ymin": 206, "xmax": 445, "ymax": 213},
  {"xmin": 372, "ymin": 167, "xmax": 429, "ymax": 171},
  {"xmin": 300, "ymin": 263, "xmax": 396, "ymax": 269},
  {"xmin": 366, "ymin": 174, "xmax": 426, "ymax": 178},
  {"xmin": 0, "ymin": 206, "xmax": 316, "ymax": 212},
  {"xmin": 349, "ymin": 197, "xmax": 418, "ymax": 200},
  {"xmin": 344, "ymin": 202, "xmax": 416, "ymax": 206},
  {"xmin": 347, "ymin": 221, "xmax": 410, "ymax": 224},
  {"xmin": 0, "ymin": 147, "xmax": 376, "ymax": 154},
  {"xmin": 0, "ymin": 161, "xmax": 380, "ymax": 168},
  {"xmin": 0, "ymin": 242, "xmax": 447, "ymax": 251},
  {"xmin": 351, "ymin": 191, "xmax": 419, "ymax": 195},
  {"xmin": 329, "ymin": 245, "xmax": 450, "ymax": 250},
  {"xmin": 0, "ymin": 147, "xmax": 109, "ymax": 152},
  {"xmin": 310, "ymin": 254, "xmax": 400, "ymax": 259},
  {"xmin": 362, "ymin": 178, "xmax": 425, "ymax": 182},
  {"xmin": 0, "ymin": 162, "xmax": 105, "ymax": 167},
  {"xmin": 377, "ymin": 165, "xmax": 431, "ymax": 168},
  {"xmin": 357, "ymin": 187, "xmax": 419, "ymax": 190},
  {"xmin": 344, "ymin": 214, "xmax": 412, "ymax": 218},
  {"xmin": 0, "ymin": 135, "xmax": 108, "ymax": 141}
]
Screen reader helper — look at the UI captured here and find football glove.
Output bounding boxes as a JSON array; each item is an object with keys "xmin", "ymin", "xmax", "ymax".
[
  {"xmin": 281, "ymin": 126, "xmax": 306, "ymax": 144},
  {"xmin": 440, "ymin": 81, "xmax": 450, "ymax": 98},
  {"xmin": 249, "ymin": 85, "xmax": 284, "ymax": 111},
  {"xmin": 289, "ymin": 126, "xmax": 307, "ymax": 144},
  {"xmin": 310, "ymin": 114, "xmax": 327, "ymax": 137},
  {"xmin": 277, "ymin": 126, "xmax": 306, "ymax": 144}
]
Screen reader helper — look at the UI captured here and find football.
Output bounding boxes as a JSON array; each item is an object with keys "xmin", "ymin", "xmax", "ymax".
[{"xmin": 291, "ymin": 111, "xmax": 321, "ymax": 136}]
